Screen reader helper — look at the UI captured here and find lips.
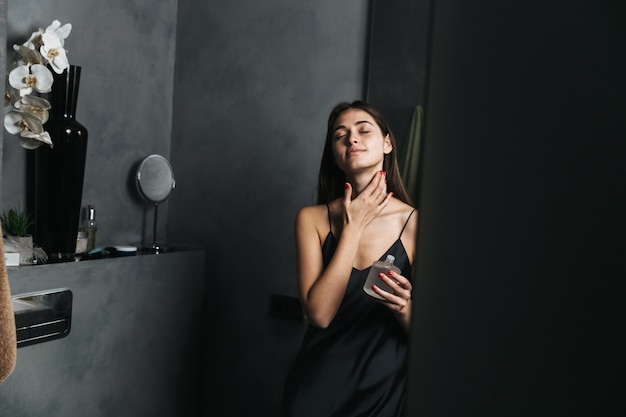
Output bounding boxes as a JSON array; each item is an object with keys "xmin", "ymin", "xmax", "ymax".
[{"xmin": 347, "ymin": 147, "xmax": 365, "ymax": 156}]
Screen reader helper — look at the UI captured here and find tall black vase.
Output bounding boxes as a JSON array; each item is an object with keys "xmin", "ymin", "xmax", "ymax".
[{"xmin": 28, "ymin": 65, "xmax": 88, "ymax": 260}]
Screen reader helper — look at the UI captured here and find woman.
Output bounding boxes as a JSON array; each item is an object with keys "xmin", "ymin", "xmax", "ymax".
[{"xmin": 280, "ymin": 100, "xmax": 417, "ymax": 416}]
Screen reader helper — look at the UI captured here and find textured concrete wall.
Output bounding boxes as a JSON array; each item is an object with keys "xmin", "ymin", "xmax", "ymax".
[
  {"xmin": 1, "ymin": 250, "xmax": 205, "ymax": 416},
  {"xmin": 170, "ymin": 1, "xmax": 369, "ymax": 415}
]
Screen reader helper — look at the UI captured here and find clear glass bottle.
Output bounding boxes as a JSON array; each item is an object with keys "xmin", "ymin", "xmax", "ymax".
[
  {"xmin": 85, "ymin": 205, "xmax": 98, "ymax": 252},
  {"xmin": 363, "ymin": 254, "xmax": 401, "ymax": 300}
]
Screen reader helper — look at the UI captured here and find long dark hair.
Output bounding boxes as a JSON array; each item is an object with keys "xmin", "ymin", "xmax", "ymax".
[{"xmin": 317, "ymin": 100, "xmax": 413, "ymax": 206}]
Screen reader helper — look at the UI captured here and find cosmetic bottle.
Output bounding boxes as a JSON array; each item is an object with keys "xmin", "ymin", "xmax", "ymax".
[
  {"xmin": 85, "ymin": 205, "xmax": 98, "ymax": 252},
  {"xmin": 363, "ymin": 254, "xmax": 401, "ymax": 300}
]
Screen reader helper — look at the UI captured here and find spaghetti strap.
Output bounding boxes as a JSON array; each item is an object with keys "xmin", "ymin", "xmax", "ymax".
[
  {"xmin": 398, "ymin": 209, "xmax": 416, "ymax": 239},
  {"xmin": 326, "ymin": 204, "xmax": 332, "ymax": 234}
]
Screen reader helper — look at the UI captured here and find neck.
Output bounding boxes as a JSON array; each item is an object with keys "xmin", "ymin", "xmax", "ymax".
[{"xmin": 345, "ymin": 168, "xmax": 381, "ymax": 198}]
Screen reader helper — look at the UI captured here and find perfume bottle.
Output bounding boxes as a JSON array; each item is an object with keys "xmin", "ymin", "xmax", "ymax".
[
  {"xmin": 84, "ymin": 205, "xmax": 98, "ymax": 252},
  {"xmin": 363, "ymin": 254, "xmax": 401, "ymax": 300}
]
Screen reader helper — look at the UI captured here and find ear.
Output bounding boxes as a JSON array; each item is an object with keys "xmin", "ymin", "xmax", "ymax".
[{"xmin": 383, "ymin": 134, "xmax": 393, "ymax": 155}]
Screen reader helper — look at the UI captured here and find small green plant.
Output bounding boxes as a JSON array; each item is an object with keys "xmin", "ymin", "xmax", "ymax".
[{"xmin": 0, "ymin": 206, "xmax": 35, "ymax": 237}]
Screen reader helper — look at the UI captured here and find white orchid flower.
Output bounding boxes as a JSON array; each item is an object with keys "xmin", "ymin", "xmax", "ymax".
[
  {"xmin": 22, "ymin": 28, "xmax": 44, "ymax": 51},
  {"xmin": 13, "ymin": 44, "xmax": 45, "ymax": 66},
  {"xmin": 45, "ymin": 20, "xmax": 72, "ymax": 46},
  {"xmin": 3, "ymin": 109, "xmax": 53, "ymax": 149},
  {"xmin": 8, "ymin": 64, "xmax": 53, "ymax": 96},
  {"xmin": 4, "ymin": 76, "xmax": 25, "ymax": 107},
  {"xmin": 15, "ymin": 95, "xmax": 51, "ymax": 123},
  {"xmin": 4, "ymin": 109, "xmax": 45, "ymax": 136},
  {"xmin": 4, "ymin": 78, "xmax": 16, "ymax": 107},
  {"xmin": 3, "ymin": 19, "xmax": 72, "ymax": 147},
  {"xmin": 19, "ymin": 131, "xmax": 53, "ymax": 150},
  {"xmin": 20, "ymin": 20, "xmax": 71, "ymax": 50},
  {"xmin": 8, "ymin": 65, "xmax": 31, "ymax": 95},
  {"xmin": 40, "ymin": 33, "xmax": 69, "ymax": 74}
]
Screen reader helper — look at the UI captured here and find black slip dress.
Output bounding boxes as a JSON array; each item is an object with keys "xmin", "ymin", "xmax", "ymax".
[{"xmin": 279, "ymin": 208, "xmax": 415, "ymax": 417}]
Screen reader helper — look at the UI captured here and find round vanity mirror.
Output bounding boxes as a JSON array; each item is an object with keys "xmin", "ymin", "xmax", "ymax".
[
  {"xmin": 135, "ymin": 154, "xmax": 176, "ymax": 252},
  {"xmin": 136, "ymin": 154, "xmax": 176, "ymax": 203}
]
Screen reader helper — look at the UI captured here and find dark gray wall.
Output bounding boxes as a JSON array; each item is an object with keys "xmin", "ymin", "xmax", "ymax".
[
  {"xmin": 169, "ymin": 1, "xmax": 370, "ymax": 415},
  {"xmin": 366, "ymin": 0, "xmax": 433, "ymax": 154},
  {"xmin": 408, "ymin": 1, "xmax": 626, "ymax": 416}
]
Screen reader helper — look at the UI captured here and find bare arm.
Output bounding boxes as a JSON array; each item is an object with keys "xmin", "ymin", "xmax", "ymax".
[{"xmin": 297, "ymin": 171, "xmax": 391, "ymax": 328}]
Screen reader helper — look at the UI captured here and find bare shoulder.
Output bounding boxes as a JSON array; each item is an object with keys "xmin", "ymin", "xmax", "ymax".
[
  {"xmin": 296, "ymin": 204, "xmax": 327, "ymax": 224},
  {"xmin": 388, "ymin": 198, "xmax": 418, "ymax": 225},
  {"xmin": 295, "ymin": 204, "xmax": 330, "ymax": 239},
  {"xmin": 390, "ymin": 199, "xmax": 418, "ymax": 261}
]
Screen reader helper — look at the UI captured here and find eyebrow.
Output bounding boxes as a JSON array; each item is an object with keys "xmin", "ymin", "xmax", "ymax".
[{"xmin": 333, "ymin": 120, "xmax": 374, "ymax": 132}]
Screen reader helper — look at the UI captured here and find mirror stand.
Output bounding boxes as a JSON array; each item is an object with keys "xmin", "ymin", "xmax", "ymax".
[
  {"xmin": 149, "ymin": 202, "xmax": 166, "ymax": 254},
  {"xmin": 135, "ymin": 154, "xmax": 176, "ymax": 254}
]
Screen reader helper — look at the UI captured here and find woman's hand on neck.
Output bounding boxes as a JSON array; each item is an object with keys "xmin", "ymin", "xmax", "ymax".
[{"xmin": 345, "ymin": 167, "xmax": 384, "ymax": 199}]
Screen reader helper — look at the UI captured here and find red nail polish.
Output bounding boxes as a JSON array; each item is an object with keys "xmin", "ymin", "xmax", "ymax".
[
  {"xmin": 345, "ymin": 182, "xmax": 350, "ymax": 189},
  {"xmin": 371, "ymin": 285, "xmax": 376, "ymax": 290},
  {"xmin": 387, "ymin": 270, "xmax": 393, "ymax": 276},
  {"xmin": 379, "ymin": 273, "xmax": 385, "ymax": 278}
]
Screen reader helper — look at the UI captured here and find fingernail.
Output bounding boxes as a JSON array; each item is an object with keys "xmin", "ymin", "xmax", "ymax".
[
  {"xmin": 387, "ymin": 270, "xmax": 393, "ymax": 276},
  {"xmin": 371, "ymin": 285, "xmax": 377, "ymax": 290},
  {"xmin": 345, "ymin": 182, "xmax": 350, "ymax": 189},
  {"xmin": 379, "ymin": 273, "xmax": 385, "ymax": 278},
  {"xmin": 383, "ymin": 171, "xmax": 387, "ymax": 176}
]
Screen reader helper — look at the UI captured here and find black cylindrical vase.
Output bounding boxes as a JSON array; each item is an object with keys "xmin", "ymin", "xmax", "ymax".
[{"xmin": 28, "ymin": 65, "xmax": 88, "ymax": 260}]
